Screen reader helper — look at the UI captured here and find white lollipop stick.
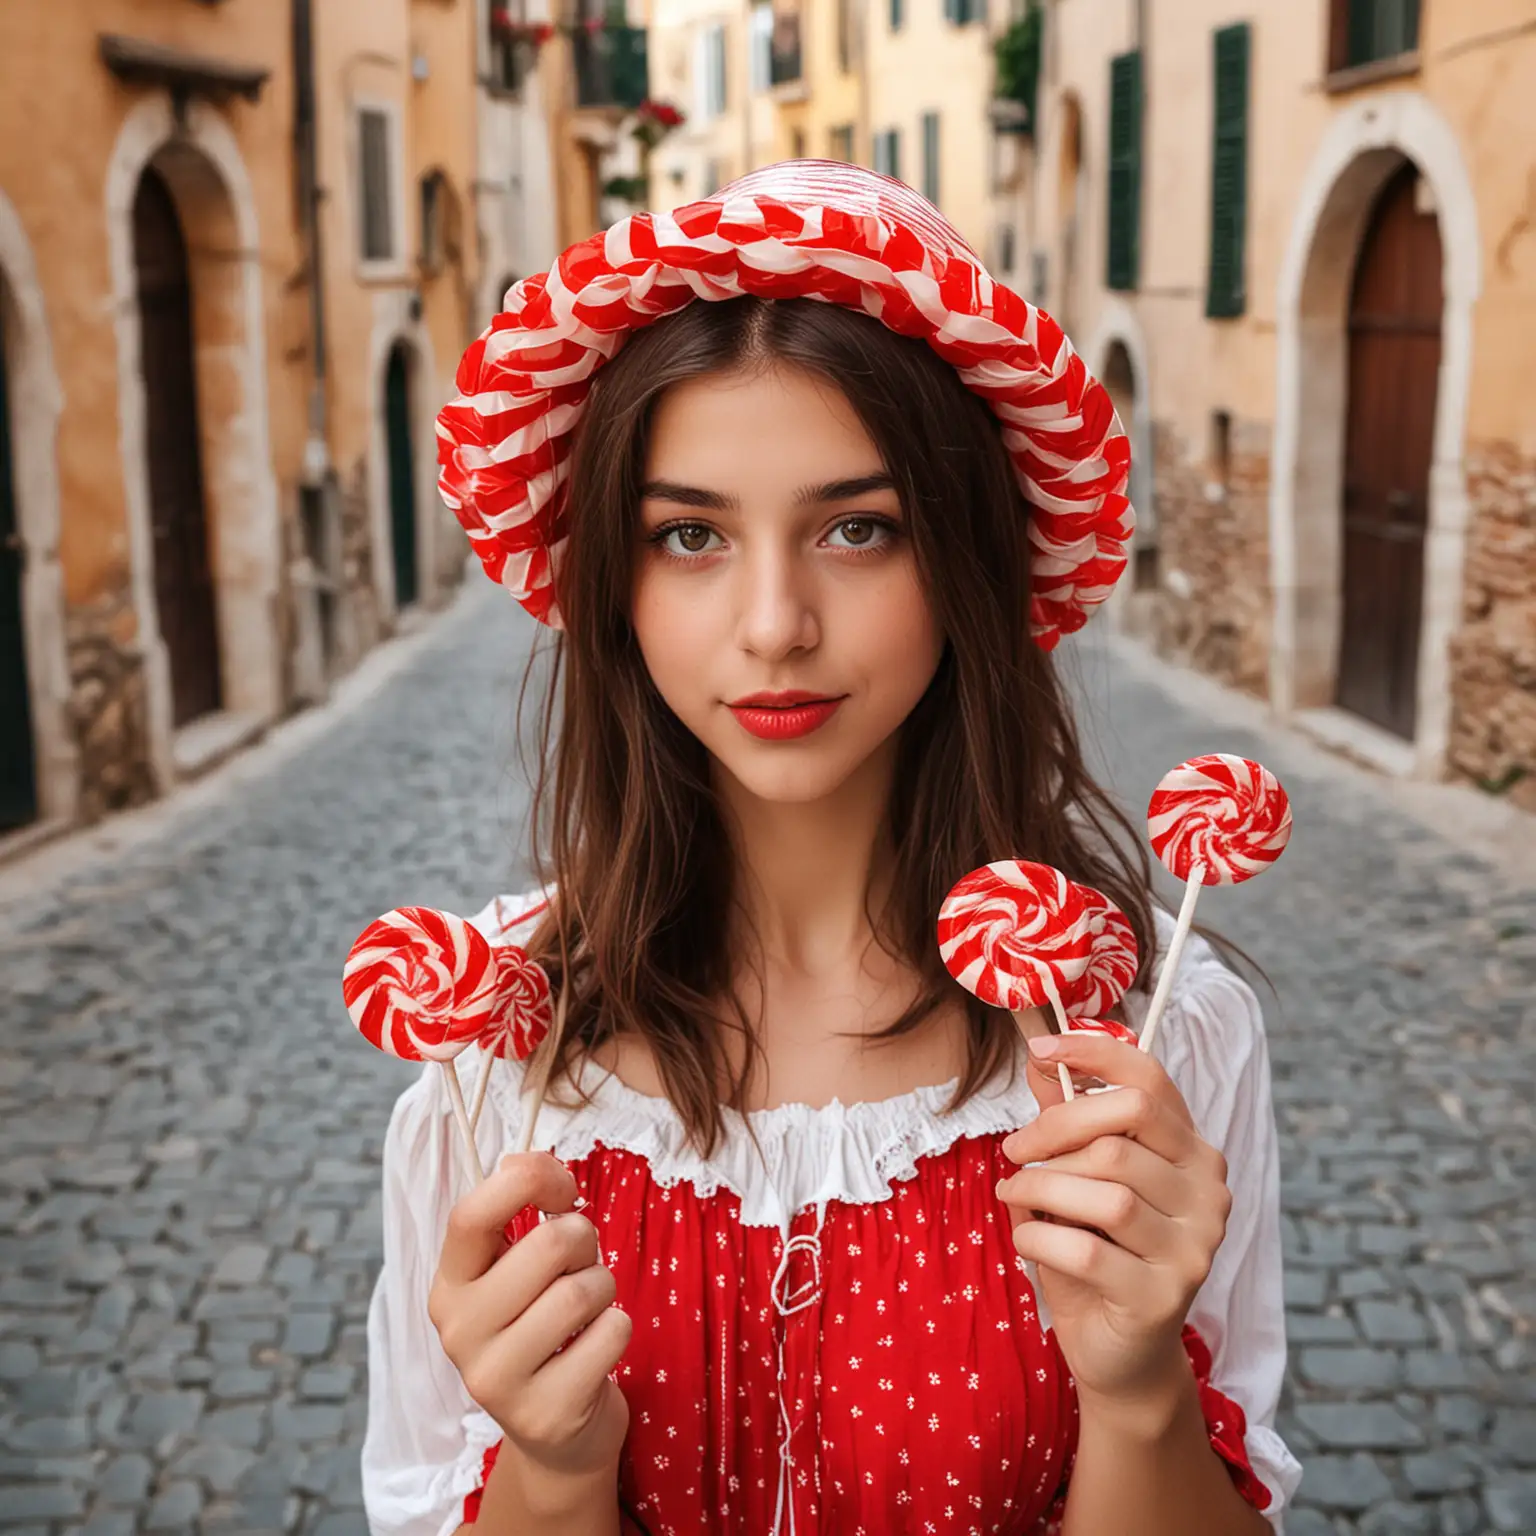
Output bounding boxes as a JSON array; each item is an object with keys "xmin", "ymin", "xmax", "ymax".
[
  {"xmin": 1039, "ymin": 974, "xmax": 1077, "ymax": 1102},
  {"xmin": 440, "ymin": 1059, "xmax": 485, "ymax": 1184},
  {"xmin": 516, "ymin": 980, "xmax": 567, "ymax": 1156},
  {"xmin": 469, "ymin": 1044, "xmax": 498, "ymax": 1134},
  {"xmin": 1138, "ymin": 861, "xmax": 1205, "ymax": 1058}
]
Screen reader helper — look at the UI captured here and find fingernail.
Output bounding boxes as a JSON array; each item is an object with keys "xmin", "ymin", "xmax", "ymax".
[
  {"xmin": 994, "ymin": 1178, "xmax": 1009, "ymax": 1201},
  {"xmin": 1028, "ymin": 1035, "xmax": 1060, "ymax": 1058}
]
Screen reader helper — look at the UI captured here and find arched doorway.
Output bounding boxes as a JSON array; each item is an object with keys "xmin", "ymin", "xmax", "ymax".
[
  {"xmin": 133, "ymin": 166, "xmax": 222, "ymax": 728},
  {"xmin": 0, "ymin": 292, "xmax": 36, "ymax": 829},
  {"xmin": 1270, "ymin": 92, "xmax": 1480, "ymax": 778},
  {"xmin": 384, "ymin": 342, "xmax": 418, "ymax": 609},
  {"xmin": 1099, "ymin": 339, "xmax": 1153, "ymax": 588},
  {"xmin": 1337, "ymin": 163, "xmax": 1442, "ymax": 740}
]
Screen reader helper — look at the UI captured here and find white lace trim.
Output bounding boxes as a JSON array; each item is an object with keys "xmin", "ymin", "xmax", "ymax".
[
  {"xmin": 483, "ymin": 1052, "xmax": 1040, "ymax": 1232},
  {"xmin": 473, "ymin": 895, "xmax": 1226, "ymax": 1232}
]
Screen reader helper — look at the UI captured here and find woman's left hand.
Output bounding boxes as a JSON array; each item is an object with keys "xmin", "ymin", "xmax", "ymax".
[{"xmin": 995, "ymin": 1030, "xmax": 1232, "ymax": 1412}]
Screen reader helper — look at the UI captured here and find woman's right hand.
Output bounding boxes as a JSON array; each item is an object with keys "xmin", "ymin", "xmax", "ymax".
[{"xmin": 428, "ymin": 1152, "xmax": 633, "ymax": 1484}]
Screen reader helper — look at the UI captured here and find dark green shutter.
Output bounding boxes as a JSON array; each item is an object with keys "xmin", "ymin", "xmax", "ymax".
[
  {"xmin": 1106, "ymin": 50, "xmax": 1141, "ymax": 292},
  {"xmin": 890, "ymin": 0, "xmax": 903, "ymax": 31},
  {"xmin": 943, "ymin": 0, "xmax": 961, "ymax": 22},
  {"xmin": 1347, "ymin": 0, "xmax": 1419, "ymax": 67},
  {"xmin": 1206, "ymin": 23, "xmax": 1249, "ymax": 318}
]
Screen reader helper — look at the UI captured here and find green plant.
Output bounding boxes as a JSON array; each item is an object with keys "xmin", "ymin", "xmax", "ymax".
[
  {"xmin": 601, "ymin": 174, "xmax": 649, "ymax": 203},
  {"xmin": 993, "ymin": 4, "xmax": 1043, "ymax": 131}
]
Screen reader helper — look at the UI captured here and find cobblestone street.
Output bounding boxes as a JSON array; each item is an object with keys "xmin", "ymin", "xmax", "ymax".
[{"xmin": 1, "ymin": 586, "xmax": 1532, "ymax": 1535}]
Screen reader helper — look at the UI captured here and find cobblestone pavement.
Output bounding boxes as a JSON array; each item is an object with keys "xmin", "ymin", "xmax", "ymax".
[{"xmin": 2, "ymin": 585, "xmax": 1533, "ymax": 1535}]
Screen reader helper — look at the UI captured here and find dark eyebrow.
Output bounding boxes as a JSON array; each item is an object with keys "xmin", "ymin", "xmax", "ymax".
[{"xmin": 637, "ymin": 473, "xmax": 897, "ymax": 511}]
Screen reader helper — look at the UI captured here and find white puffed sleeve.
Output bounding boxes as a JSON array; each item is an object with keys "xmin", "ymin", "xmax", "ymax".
[
  {"xmin": 1139, "ymin": 913, "xmax": 1305, "ymax": 1530},
  {"xmin": 360, "ymin": 892, "xmax": 545, "ymax": 1536}
]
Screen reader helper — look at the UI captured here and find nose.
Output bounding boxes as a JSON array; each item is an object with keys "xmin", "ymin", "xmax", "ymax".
[{"xmin": 734, "ymin": 543, "xmax": 819, "ymax": 661}]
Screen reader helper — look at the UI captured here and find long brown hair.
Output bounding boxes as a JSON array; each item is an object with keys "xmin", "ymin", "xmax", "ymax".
[{"xmin": 518, "ymin": 295, "xmax": 1157, "ymax": 1158}]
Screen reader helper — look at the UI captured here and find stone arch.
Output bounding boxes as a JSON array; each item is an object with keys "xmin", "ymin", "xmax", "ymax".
[
  {"xmin": 105, "ymin": 94, "xmax": 282, "ymax": 790},
  {"xmin": 1269, "ymin": 90, "xmax": 1481, "ymax": 777},
  {"xmin": 367, "ymin": 304, "xmax": 442, "ymax": 623},
  {"xmin": 0, "ymin": 189, "xmax": 78, "ymax": 832},
  {"xmin": 1084, "ymin": 297, "xmax": 1155, "ymax": 550}
]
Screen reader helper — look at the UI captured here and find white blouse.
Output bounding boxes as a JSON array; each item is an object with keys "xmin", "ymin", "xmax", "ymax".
[{"xmin": 362, "ymin": 893, "xmax": 1303, "ymax": 1534}]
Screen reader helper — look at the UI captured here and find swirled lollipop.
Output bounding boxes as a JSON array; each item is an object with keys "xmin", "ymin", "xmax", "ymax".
[
  {"xmin": 1140, "ymin": 754, "xmax": 1293, "ymax": 1055},
  {"xmin": 938, "ymin": 861, "xmax": 1095, "ymax": 1099},
  {"xmin": 1060, "ymin": 883, "xmax": 1139, "ymax": 1021},
  {"xmin": 465, "ymin": 943, "xmax": 556, "ymax": 1142},
  {"xmin": 343, "ymin": 907, "xmax": 505, "ymax": 1181}
]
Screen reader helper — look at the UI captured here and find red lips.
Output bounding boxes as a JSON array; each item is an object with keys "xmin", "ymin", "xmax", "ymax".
[{"xmin": 726, "ymin": 691, "xmax": 846, "ymax": 740}]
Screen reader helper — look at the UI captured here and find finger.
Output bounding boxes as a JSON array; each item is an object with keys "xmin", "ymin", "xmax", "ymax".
[
  {"xmin": 495, "ymin": 1262, "xmax": 621, "ymax": 1383},
  {"xmin": 1011, "ymin": 1215, "xmax": 1145, "ymax": 1300},
  {"xmin": 467, "ymin": 1210, "xmax": 601, "ymax": 1334},
  {"xmin": 995, "ymin": 1167, "xmax": 1180, "ymax": 1261},
  {"xmin": 528, "ymin": 1302, "xmax": 634, "ymax": 1409},
  {"xmin": 1028, "ymin": 1034, "xmax": 1196, "ymax": 1127},
  {"xmin": 1004, "ymin": 1081, "xmax": 1198, "ymax": 1170},
  {"xmin": 1003, "ymin": 1135, "xmax": 1189, "ymax": 1219},
  {"xmin": 439, "ymin": 1152, "xmax": 579, "ymax": 1286}
]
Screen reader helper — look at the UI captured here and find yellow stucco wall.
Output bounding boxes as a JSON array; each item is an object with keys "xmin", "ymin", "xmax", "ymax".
[
  {"xmin": 1033, "ymin": 1, "xmax": 1536, "ymax": 453},
  {"xmin": 0, "ymin": 0, "xmax": 303, "ymax": 613},
  {"xmin": 865, "ymin": 0, "xmax": 994, "ymax": 250}
]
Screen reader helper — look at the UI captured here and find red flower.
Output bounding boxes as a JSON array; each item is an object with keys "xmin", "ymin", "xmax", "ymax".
[
  {"xmin": 582, "ymin": 14, "xmax": 606, "ymax": 33},
  {"xmin": 531, "ymin": 21, "xmax": 554, "ymax": 42}
]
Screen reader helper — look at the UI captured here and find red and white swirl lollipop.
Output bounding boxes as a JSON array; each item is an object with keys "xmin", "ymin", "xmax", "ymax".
[
  {"xmin": 343, "ymin": 907, "xmax": 504, "ymax": 1181},
  {"xmin": 466, "ymin": 943, "xmax": 556, "ymax": 1144},
  {"xmin": 1060, "ymin": 883, "xmax": 1139, "ymax": 1022},
  {"xmin": 938, "ymin": 860, "xmax": 1095, "ymax": 1099},
  {"xmin": 1140, "ymin": 754, "xmax": 1293, "ymax": 1055}
]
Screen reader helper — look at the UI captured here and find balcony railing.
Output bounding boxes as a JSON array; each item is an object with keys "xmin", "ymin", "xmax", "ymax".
[{"xmin": 573, "ymin": 24, "xmax": 649, "ymax": 111}]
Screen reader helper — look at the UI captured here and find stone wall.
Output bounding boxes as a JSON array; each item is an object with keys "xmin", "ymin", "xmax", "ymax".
[
  {"xmin": 64, "ymin": 588, "xmax": 153, "ymax": 822},
  {"xmin": 1143, "ymin": 417, "xmax": 1272, "ymax": 698},
  {"xmin": 1448, "ymin": 442, "xmax": 1536, "ymax": 812}
]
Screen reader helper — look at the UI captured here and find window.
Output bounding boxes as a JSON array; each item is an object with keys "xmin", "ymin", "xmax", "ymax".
[
  {"xmin": 920, "ymin": 111, "xmax": 940, "ymax": 204},
  {"xmin": 791, "ymin": 127, "xmax": 806, "ymax": 158},
  {"xmin": 889, "ymin": 0, "xmax": 903, "ymax": 31},
  {"xmin": 487, "ymin": 2, "xmax": 529, "ymax": 94},
  {"xmin": 419, "ymin": 170, "xmax": 448, "ymax": 275},
  {"xmin": 836, "ymin": 0, "xmax": 854, "ymax": 72},
  {"xmin": 750, "ymin": 3, "xmax": 773, "ymax": 91},
  {"xmin": 995, "ymin": 222, "xmax": 1016, "ymax": 273},
  {"xmin": 357, "ymin": 106, "xmax": 399, "ymax": 266},
  {"xmin": 944, "ymin": 0, "xmax": 986, "ymax": 24},
  {"xmin": 702, "ymin": 157, "xmax": 723, "ymax": 197},
  {"xmin": 1329, "ymin": 0, "xmax": 1419, "ymax": 73},
  {"xmin": 695, "ymin": 23, "xmax": 727, "ymax": 118},
  {"xmin": 872, "ymin": 127, "xmax": 901, "ymax": 182},
  {"xmin": 1105, "ymin": 51, "xmax": 1141, "ymax": 291},
  {"xmin": 1206, "ymin": 22, "xmax": 1249, "ymax": 318},
  {"xmin": 829, "ymin": 123, "xmax": 855, "ymax": 162}
]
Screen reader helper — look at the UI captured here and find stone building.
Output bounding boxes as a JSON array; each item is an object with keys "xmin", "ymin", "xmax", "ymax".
[
  {"xmin": 997, "ymin": 0, "xmax": 1536, "ymax": 809},
  {"xmin": 472, "ymin": 0, "xmax": 561, "ymax": 327},
  {"xmin": 0, "ymin": 0, "xmax": 483, "ymax": 848}
]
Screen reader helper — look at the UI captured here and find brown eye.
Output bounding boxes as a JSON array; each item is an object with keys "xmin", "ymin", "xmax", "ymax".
[
  {"xmin": 840, "ymin": 519, "xmax": 874, "ymax": 545},
  {"xmin": 677, "ymin": 524, "xmax": 711, "ymax": 553}
]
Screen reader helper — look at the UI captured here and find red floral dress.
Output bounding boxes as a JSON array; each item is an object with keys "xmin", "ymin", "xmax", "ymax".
[{"xmin": 361, "ymin": 894, "xmax": 1301, "ymax": 1536}]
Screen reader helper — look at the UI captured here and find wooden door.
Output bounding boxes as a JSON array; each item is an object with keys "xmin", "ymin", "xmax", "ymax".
[
  {"xmin": 134, "ymin": 167, "xmax": 222, "ymax": 728},
  {"xmin": 0, "ymin": 307, "xmax": 38, "ymax": 830},
  {"xmin": 385, "ymin": 344, "xmax": 418, "ymax": 609},
  {"xmin": 1337, "ymin": 162, "xmax": 1442, "ymax": 739}
]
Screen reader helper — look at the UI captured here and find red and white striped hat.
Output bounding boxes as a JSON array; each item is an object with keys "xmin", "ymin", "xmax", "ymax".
[{"xmin": 436, "ymin": 160, "xmax": 1134, "ymax": 650}]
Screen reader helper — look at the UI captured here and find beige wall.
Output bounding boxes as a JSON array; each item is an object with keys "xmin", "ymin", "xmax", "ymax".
[
  {"xmin": 0, "ymin": 1, "xmax": 303, "ymax": 823},
  {"xmin": 865, "ymin": 0, "xmax": 994, "ymax": 250},
  {"xmin": 1014, "ymin": 0, "xmax": 1536, "ymax": 805}
]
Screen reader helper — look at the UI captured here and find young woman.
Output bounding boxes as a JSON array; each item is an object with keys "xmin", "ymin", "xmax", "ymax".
[{"xmin": 362, "ymin": 164, "xmax": 1300, "ymax": 1535}]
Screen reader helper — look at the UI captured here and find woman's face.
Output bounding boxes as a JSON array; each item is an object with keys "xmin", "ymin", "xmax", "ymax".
[{"xmin": 631, "ymin": 363, "xmax": 946, "ymax": 806}]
